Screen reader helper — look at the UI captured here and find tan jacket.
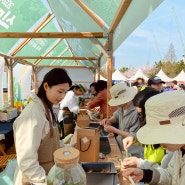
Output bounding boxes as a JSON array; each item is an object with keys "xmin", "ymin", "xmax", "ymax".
[
  {"xmin": 13, "ymin": 95, "xmax": 60, "ymax": 185},
  {"xmin": 88, "ymin": 89, "xmax": 108, "ymax": 118}
]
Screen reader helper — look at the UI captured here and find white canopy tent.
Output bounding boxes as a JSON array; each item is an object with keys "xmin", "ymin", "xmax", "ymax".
[
  {"xmin": 173, "ymin": 70, "xmax": 185, "ymax": 82},
  {"xmin": 112, "ymin": 69, "xmax": 128, "ymax": 82},
  {"xmin": 156, "ymin": 69, "xmax": 172, "ymax": 82},
  {"xmin": 95, "ymin": 74, "xmax": 107, "ymax": 81},
  {"xmin": 129, "ymin": 69, "xmax": 148, "ymax": 81}
]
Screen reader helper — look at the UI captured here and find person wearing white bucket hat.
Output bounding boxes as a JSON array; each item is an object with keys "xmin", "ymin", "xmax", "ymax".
[
  {"xmin": 122, "ymin": 91, "xmax": 185, "ymax": 185},
  {"xmin": 100, "ymin": 82, "xmax": 143, "ymax": 158}
]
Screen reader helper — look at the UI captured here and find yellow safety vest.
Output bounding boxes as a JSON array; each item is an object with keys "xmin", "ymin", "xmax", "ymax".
[{"xmin": 144, "ymin": 144, "xmax": 166, "ymax": 164}]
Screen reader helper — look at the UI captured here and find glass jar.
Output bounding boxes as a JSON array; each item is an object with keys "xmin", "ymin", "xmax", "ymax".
[{"xmin": 47, "ymin": 147, "xmax": 86, "ymax": 185}]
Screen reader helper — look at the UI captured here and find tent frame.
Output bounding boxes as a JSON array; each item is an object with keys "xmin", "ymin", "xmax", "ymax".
[{"xmin": 0, "ymin": 0, "xmax": 133, "ymax": 117}]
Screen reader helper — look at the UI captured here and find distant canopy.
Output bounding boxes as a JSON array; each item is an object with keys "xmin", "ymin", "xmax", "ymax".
[
  {"xmin": 129, "ymin": 69, "xmax": 148, "ymax": 81},
  {"xmin": 156, "ymin": 69, "xmax": 172, "ymax": 82}
]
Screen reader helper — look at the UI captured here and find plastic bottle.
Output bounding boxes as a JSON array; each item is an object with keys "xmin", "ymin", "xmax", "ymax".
[{"xmin": 47, "ymin": 147, "xmax": 86, "ymax": 185}]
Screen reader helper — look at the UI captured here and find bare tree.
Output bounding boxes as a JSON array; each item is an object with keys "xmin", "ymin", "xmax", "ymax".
[{"xmin": 164, "ymin": 43, "xmax": 176, "ymax": 62}]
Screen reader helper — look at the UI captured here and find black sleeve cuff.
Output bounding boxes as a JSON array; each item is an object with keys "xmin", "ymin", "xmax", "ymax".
[{"xmin": 140, "ymin": 169, "xmax": 153, "ymax": 183}]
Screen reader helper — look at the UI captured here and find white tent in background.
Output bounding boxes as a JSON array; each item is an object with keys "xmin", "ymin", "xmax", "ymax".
[
  {"xmin": 156, "ymin": 69, "xmax": 172, "ymax": 82},
  {"xmin": 95, "ymin": 73, "xmax": 107, "ymax": 81},
  {"xmin": 100, "ymin": 75, "xmax": 107, "ymax": 81},
  {"xmin": 129, "ymin": 69, "xmax": 148, "ymax": 81},
  {"xmin": 173, "ymin": 70, "xmax": 185, "ymax": 82},
  {"xmin": 112, "ymin": 69, "xmax": 128, "ymax": 82}
]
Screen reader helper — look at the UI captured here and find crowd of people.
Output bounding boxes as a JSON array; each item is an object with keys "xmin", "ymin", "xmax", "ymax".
[{"xmin": 12, "ymin": 68, "xmax": 185, "ymax": 185}]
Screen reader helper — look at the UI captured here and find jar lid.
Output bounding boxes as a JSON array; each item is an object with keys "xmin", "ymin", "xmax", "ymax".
[{"xmin": 54, "ymin": 147, "xmax": 79, "ymax": 165}]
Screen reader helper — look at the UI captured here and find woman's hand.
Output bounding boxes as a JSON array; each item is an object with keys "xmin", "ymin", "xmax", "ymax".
[
  {"xmin": 122, "ymin": 168, "xmax": 143, "ymax": 183},
  {"xmin": 104, "ymin": 125, "xmax": 115, "ymax": 133},
  {"xmin": 122, "ymin": 156, "xmax": 139, "ymax": 168},
  {"xmin": 100, "ymin": 118, "xmax": 111, "ymax": 126},
  {"xmin": 93, "ymin": 106, "xmax": 100, "ymax": 112},
  {"xmin": 122, "ymin": 135, "xmax": 134, "ymax": 150}
]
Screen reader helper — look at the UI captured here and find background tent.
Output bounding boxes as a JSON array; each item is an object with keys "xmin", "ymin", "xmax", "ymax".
[
  {"xmin": 112, "ymin": 69, "xmax": 127, "ymax": 83},
  {"xmin": 95, "ymin": 73, "xmax": 107, "ymax": 81},
  {"xmin": 129, "ymin": 69, "xmax": 148, "ymax": 81},
  {"xmin": 156, "ymin": 69, "xmax": 172, "ymax": 82},
  {"xmin": 173, "ymin": 70, "xmax": 185, "ymax": 83}
]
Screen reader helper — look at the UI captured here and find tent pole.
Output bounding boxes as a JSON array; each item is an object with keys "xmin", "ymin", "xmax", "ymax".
[
  {"xmin": 107, "ymin": 56, "xmax": 113, "ymax": 118},
  {"xmin": 97, "ymin": 58, "xmax": 101, "ymax": 81},
  {"xmin": 32, "ymin": 66, "xmax": 38, "ymax": 94},
  {"xmin": 5, "ymin": 58, "xmax": 14, "ymax": 107},
  {"xmin": 107, "ymin": 32, "xmax": 113, "ymax": 118}
]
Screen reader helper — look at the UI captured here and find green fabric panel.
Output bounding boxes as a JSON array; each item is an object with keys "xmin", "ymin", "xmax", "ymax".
[
  {"xmin": 0, "ymin": 0, "xmax": 48, "ymax": 53},
  {"xmin": 16, "ymin": 20, "xmax": 60, "ymax": 64},
  {"xmin": 82, "ymin": 0, "xmax": 122, "ymax": 26},
  {"xmin": 47, "ymin": 0, "xmax": 103, "ymax": 64},
  {"xmin": 38, "ymin": 40, "xmax": 69, "ymax": 66},
  {"xmin": 113, "ymin": 0, "xmax": 164, "ymax": 51}
]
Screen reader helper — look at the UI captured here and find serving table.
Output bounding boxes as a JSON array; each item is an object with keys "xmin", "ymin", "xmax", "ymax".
[
  {"xmin": 99, "ymin": 135, "xmax": 133, "ymax": 185},
  {"xmin": 77, "ymin": 108, "xmax": 132, "ymax": 185},
  {"xmin": 0, "ymin": 117, "xmax": 16, "ymax": 151}
]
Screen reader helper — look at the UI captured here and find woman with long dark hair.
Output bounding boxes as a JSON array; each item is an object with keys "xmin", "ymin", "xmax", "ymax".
[
  {"xmin": 13, "ymin": 68, "xmax": 72, "ymax": 185},
  {"xmin": 122, "ymin": 88, "xmax": 173, "ymax": 169}
]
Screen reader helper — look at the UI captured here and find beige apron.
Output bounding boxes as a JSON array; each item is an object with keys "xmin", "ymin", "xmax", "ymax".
[{"xmin": 22, "ymin": 99, "xmax": 60, "ymax": 185}]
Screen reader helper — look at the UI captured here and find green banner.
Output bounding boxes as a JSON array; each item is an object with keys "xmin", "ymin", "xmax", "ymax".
[
  {"xmin": 16, "ymin": 20, "xmax": 60, "ymax": 64},
  {"xmin": 0, "ymin": 0, "xmax": 48, "ymax": 53}
]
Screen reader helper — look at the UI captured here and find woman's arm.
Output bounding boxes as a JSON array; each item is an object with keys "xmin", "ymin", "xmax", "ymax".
[{"xmin": 14, "ymin": 112, "xmax": 47, "ymax": 184}]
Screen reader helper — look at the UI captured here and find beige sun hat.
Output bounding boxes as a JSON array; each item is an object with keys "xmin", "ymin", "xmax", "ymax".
[
  {"xmin": 78, "ymin": 83, "xmax": 88, "ymax": 93},
  {"xmin": 137, "ymin": 90, "xmax": 185, "ymax": 145},
  {"xmin": 108, "ymin": 82, "xmax": 138, "ymax": 106}
]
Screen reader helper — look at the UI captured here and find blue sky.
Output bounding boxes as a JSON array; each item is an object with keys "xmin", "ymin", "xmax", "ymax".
[{"xmin": 114, "ymin": 0, "xmax": 185, "ymax": 69}]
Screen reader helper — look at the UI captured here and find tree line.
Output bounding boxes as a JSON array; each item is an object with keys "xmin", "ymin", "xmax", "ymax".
[{"xmin": 119, "ymin": 43, "xmax": 185, "ymax": 78}]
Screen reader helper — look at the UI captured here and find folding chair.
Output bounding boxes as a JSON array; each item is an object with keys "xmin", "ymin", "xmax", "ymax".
[{"xmin": 0, "ymin": 145, "xmax": 16, "ymax": 169}]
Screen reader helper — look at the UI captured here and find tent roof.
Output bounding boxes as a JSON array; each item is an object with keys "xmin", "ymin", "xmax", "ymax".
[
  {"xmin": 156, "ymin": 69, "xmax": 172, "ymax": 82},
  {"xmin": 0, "ymin": 0, "xmax": 163, "ymax": 70},
  {"xmin": 112, "ymin": 69, "xmax": 127, "ymax": 81},
  {"xmin": 129, "ymin": 69, "xmax": 148, "ymax": 81},
  {"xmin": 173, "ymin": 70, "xmax": 185, "ymax": 82}
]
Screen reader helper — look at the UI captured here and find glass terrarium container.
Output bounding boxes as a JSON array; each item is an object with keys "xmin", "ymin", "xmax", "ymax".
[{"xmin": 47, "ymin": 147, "xmax": 86, "ymax": 185}]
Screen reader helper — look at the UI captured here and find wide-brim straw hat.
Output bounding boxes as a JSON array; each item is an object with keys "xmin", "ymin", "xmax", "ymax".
[
  {"xmin": 108, "ymin": 82, "xmax": 137, "ymax": 106},
  {"xmin": 137, "ymin": 90, "xmax": 185, "ymax": 144}
]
